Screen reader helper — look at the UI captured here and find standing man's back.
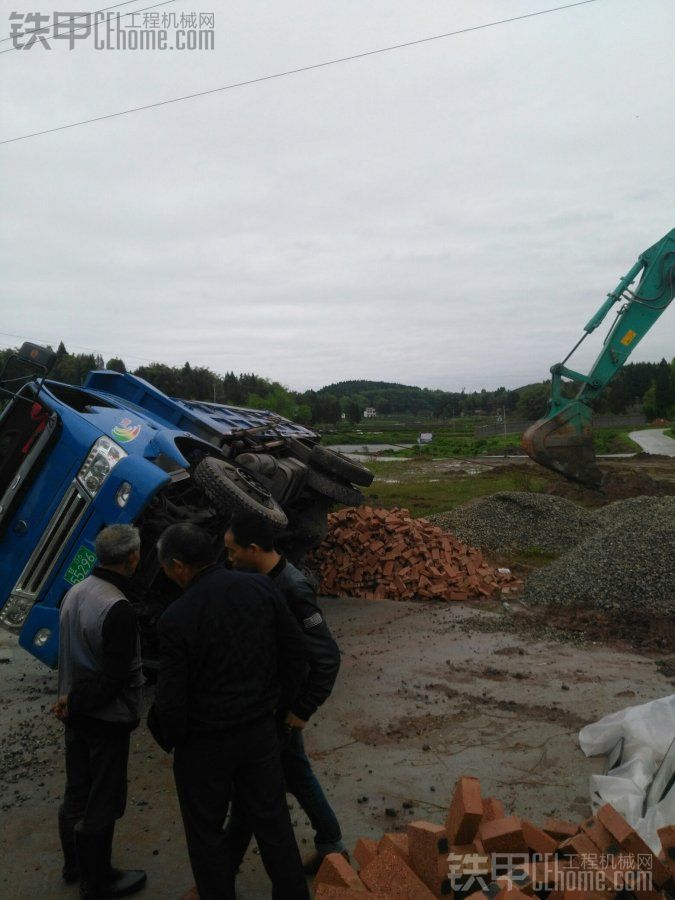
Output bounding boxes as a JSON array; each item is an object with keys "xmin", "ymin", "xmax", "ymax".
[
  {"xmin": 148, "ymin": 523, "xmax": 310, "ymax": 900},
  {"xmin": 224, "ymin": 513, "xmax": 345, "ymax": 875}
]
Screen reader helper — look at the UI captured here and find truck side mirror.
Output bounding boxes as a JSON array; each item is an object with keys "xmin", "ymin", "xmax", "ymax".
[{"xmin": 17, "ymin": 342, "xmax": 57, "ymax": 374}]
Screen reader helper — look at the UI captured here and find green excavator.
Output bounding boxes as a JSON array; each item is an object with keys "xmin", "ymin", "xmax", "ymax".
[{"xmin": 522, "ymin": 228, "xmax": 675, "ymax": 488}]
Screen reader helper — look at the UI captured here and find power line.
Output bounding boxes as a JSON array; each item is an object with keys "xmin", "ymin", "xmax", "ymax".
[
  {"xmin": 0, "ymin": 330, "xmax": 158, "ymax": 365},
  {"xmin": 0, "ymin": 0, "xmax": 603, "ymax": 146},
  {"xmin": 0, "ymin": 0, "xmax": 178, "ymax": 55}
]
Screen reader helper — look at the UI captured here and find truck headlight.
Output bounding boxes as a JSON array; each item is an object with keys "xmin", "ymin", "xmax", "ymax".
[
  {"xmin": 77, "ymin": 437, "xmax": 127, "ymax": 497},
  {"xmin": 0, "ymin": 594, "xmax": 34, "ymax": 631}
]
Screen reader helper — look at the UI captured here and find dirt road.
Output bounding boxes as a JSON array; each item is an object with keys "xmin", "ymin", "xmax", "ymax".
[{"xmin": 1, "ymin": 597, "xmax": 672, "ymax": 899}]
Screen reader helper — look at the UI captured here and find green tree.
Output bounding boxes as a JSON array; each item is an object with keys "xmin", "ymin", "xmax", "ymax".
[
  {"xmin": 106, "ymin": 357, "xmax": 127, "ymax": 373},
  {"xmin": 643, "ymin": 382, "xmax": 657, "ymax": 420},
  {"xmin": 515, "ymin": 383, "xmax": 550, "ymax": 421},
  {"xmin": 347, "ymin": 400, "xmax": 361, "ymax": 423},
  {"xmin": 653, "ymin": 359, "xmax": 671, "ymax": 417}
]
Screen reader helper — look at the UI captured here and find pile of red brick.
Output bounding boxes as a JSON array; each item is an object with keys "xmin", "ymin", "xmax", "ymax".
[
  {"xmin": 311, "ymin": 507, "xmax": 522, "ymax": 603},
  {"xmin": 313, "ymin": 775, "xmax": 675, "ymax": 898}
]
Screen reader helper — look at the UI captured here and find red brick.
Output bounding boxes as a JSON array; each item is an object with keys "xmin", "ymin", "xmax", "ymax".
[
  {"xmin": 657, "ymin": 824, "xmax": 675, "ymax": 877},
  {"xmin": 315, "ymin": 887, "xmax": 396, "ymax": 900},
  {"xmin": 597, "ymin": 804, "xmax": 670, "ymax": 886},
  {"xmin": 407, "ymin": 821, "xmax": 449, "ymax": 893},
  {"xmin": 445, "ymin": 776, "xmax": 483, "ymax": 844},
  {"xmin": 482, "ymin": 797, "xmax": 505, "ymax": 823},
  {"xmin": 480, "ymin": 816, "xmax": 527, "ymax": 853},
  {"xmin": 557, "ymin": 831, "xmax": 600, "ymax": 858},
  {"xmin": 579, "ymin": 815, "xmax": 617, "ymax": 853},
  {"xmin": 521, "ymin": 819, "xmax": 558, "ymax": 856},
  {"xmin": 353, "ymin": 837, "xmax": 378, "ymax": 870},
  {"xmin": 314, "ymin": 853, "xmax": 366, "ymax": 891},
  {"xmin": 543, "ymin": 819, "xmax": 579, "ymax": 841},
  {"xmin": 494, "ymin": 885, "xmax": 532, "ymax": 899},
  {"xmin": 359, "ymin": 849, "xmax": 436, "ymax": 899},
  {"xmin": 378, "ymin": 833, "xmax": 410, "ymax": 865}
]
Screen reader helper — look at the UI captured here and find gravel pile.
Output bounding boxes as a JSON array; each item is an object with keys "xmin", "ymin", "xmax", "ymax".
[
  {"xmin": 522, "ymin": 496, "xmax": 675, "ymax": 613},
  {"xmin": 427, "ymin": 492, "xmax": 599, "ymax": 555}
]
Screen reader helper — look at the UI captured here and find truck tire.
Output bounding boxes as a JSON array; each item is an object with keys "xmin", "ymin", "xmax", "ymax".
[
  {"xmin": 285, "ymin": 437, "xmax": 316, "ymax": 464},
  {"xmin": 288, "ymin": 498, "xmax": 332, "ymax": 545},
  {"xmin": 309, "ymin": 445, "xmax": 374, "ymax": 487},
  {"xmin": 306, "ymin": 468, "xmax": 364, "ymax": 506},
  {"xmin": 193, "ymin": 457, "xmax": 288, "ymax": 527}
]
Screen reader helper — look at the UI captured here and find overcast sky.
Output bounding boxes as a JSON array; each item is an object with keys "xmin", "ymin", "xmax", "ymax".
[{"xmin": 1, "ymin": 0, "xmax": 673, "ymax": 393}]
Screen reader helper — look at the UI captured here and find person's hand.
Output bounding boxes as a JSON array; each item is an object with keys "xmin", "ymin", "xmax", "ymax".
[
  {"xmin": 284, "ymin": 711, "xmax": 308, "ymax": 730},
  {"xmin": 52, "ymin": 695, "xmax": 69, "ymax": 720}
]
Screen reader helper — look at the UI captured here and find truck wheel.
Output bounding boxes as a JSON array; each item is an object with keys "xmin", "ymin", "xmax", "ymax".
[
  {"xmin": 193, "ymin": 457, "xmax": 288, "ymax": 526},
  {"xmin": 309, "ymin": 445, "xmax": 374, "ymax": 487},
  {"xmin": 306, "ymin": 468, "xmax": 364, "ymax": 506},
  {"xmin": 285, "ymin": 437, "xmax": 316, "ymax": 463},
  {"xmin": 288, "ymin": 498, "xmax": 332, "ymax": 546}
]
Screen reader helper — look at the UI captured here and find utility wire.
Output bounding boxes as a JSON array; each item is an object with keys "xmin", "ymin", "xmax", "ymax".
[
  {"xmin": 0, "ymin": 330, "xmax": 158, "ymax": 365},
  {"xmin": 0, "ymin": 0, "xmax": 178, "ymax": 55},
  {"xmin": 0, "ymin": 0, "xmax": 603, "ymax": 146}
]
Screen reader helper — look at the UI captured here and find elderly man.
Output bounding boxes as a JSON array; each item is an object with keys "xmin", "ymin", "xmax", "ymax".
[
  {"xmin": 224, "ymin": 513, "xmax": 345, "ymax": 875},
  {"xmin": 54, "ymin": 523, "xmax": 146, "ymax": 900},
  {"xmin": 148, "ymin": 522, "xmax": 310, "ymax": 900}
]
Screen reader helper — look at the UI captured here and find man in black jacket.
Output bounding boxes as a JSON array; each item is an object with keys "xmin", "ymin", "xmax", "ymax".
[
  {"xmin": 224, "ymin": 513, "xmax": 345, "ymax": 875},
  {"xmin": 54, "ymin": 523, "xmax": 146, "ymax": 899},
  {"xmin": 148, "ymin": 522, "xmax": 309, "ymax": 900}
]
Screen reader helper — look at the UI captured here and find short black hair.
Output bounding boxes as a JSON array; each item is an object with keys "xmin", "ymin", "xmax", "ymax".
[
  {"xmin": 227, "ymin": 513, "xmax": 276, "ymax": 552},
  {"xmin": 157, "ymin": 523, "xmax": 215, "ymax": 569}
]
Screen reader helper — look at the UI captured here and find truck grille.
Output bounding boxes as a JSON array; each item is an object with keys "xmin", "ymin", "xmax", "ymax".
[{"xmin": 13, "ymin": 482, "xmax": 89, "ymax": 600}]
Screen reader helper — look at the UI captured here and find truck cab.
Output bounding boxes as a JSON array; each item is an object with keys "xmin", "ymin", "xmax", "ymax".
[{"xmin": 0, "ymin": 344, "xmax": 371, "ymax": 668}]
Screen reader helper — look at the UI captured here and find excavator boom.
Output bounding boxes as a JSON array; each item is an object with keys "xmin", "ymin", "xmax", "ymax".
[{"xmin": 522, "ymin": 228, "xmax": 675, "ymax": 488}]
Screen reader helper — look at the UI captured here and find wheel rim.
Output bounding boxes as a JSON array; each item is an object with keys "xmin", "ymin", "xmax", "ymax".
[{"xmin": 234, "ymin": 466, "xmax": 273, "ymax": 504}]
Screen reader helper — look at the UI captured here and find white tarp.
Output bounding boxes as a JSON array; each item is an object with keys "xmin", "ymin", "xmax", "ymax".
[{"xmin": 578, "ymin": 693, "xmax": 675, "ymax": 852}]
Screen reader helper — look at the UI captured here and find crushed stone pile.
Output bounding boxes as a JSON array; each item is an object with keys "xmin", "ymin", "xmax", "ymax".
[
  {"xmin": 522, "ymin": 496, "xmax": 675, "ymax": 613},
  {"xmin": 311, "ymin": 506, "xmax": 521, "ymax": 603},
  {"xmin": 427, "ymin": 492, "xmax": 599, "ymax": 554},
  {"xmin": 313, "ymin": 774, "xmax": 675, "ymax": 898}
]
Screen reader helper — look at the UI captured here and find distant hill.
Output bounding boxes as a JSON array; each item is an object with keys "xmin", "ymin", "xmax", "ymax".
[
  {"xmin": 1, "ymin": 345, "xmax": 671, "ymax": 424},
  {"xmin": 317, "ymin": 380, "xmax": 449, "ymax": 414}
]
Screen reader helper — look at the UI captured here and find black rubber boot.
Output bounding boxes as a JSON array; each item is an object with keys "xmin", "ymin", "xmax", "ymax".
[
  {"xmin": 75, "ymin": 824, "xmax": 146, "ymax": 899},
  {"xmin": 58, "ymin": 807, "xmax": 79, "ymax": 883}
]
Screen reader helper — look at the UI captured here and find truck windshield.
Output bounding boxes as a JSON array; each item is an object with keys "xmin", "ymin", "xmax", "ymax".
[{"xmin": 0, "ymin": 391, "xmax": 52, "ymax": 498}]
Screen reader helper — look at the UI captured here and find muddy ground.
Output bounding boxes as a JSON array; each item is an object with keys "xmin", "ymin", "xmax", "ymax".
[{"xmin": 2, "ymin": 597, "xmax": 674, "ymax": 899}]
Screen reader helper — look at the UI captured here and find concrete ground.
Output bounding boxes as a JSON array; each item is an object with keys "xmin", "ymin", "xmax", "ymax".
[
  {"xmin": 629, "ymin": 428, "xmax": 675, "ymax": 457},
  {"xmin": 1, "ymin": 597, "xmax": 673, "ymax": 899}
]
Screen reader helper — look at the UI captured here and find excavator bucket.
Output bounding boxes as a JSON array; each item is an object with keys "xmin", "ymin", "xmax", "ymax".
[{"xmin": 521, "ymin": 401, "xmax": 603, "ymax": 489}]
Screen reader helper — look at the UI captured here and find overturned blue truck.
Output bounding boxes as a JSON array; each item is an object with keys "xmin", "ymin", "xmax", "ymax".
[{"xmin": 0, "ymin": 343, "xmax": 372, "ymax": 668}]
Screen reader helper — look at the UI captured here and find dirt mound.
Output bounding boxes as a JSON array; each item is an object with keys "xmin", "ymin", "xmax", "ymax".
[
  {"xmin": 522, "ymin": 496, "xmax": 675, "ymax": 614},
  {"xmin": 427, "ymin": 492, "xmax": 598, "ymax": 555},
  {"xmin": 523, "ymin": 604, "xmax": 675, "ymax": 652},
  {"xmin": 545, "ymin": 467, "xmax": 675, "ymax": 506}
]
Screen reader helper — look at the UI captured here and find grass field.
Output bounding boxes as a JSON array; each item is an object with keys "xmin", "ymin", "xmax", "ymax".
[
  {"xmin": 321, "ymin": 422, "xmax": 641, "ymax": 458},
  {"xmin": 361, "ymin": 460, "xmax": 550, "ymax": 518}
]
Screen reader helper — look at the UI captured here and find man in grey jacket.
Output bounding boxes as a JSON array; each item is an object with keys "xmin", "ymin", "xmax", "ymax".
[
  {"xmin": 224, "ymin": 513, "xmax": 346, "ymax": 874},
  {"xmin": 54, "ymin": 524, "xmax": 146, "ymax": 899}
]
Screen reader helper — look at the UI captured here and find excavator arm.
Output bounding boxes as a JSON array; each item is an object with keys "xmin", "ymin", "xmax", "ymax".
[{"xmin": 522, "ymin": 228, "xmax": 675, "ymax": 488}]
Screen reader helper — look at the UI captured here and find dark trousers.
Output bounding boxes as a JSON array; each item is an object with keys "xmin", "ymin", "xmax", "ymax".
[
  {"xmin": 173, "ymin": 716, "xmax": 309, "ymax": 900},
  {"xmin": 60, "ymin": 723, "xmax": 130, "ymax": 833},
  {"xmin": 226, "ymin": 726, "xmax": 344, "ymax": 866}
]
